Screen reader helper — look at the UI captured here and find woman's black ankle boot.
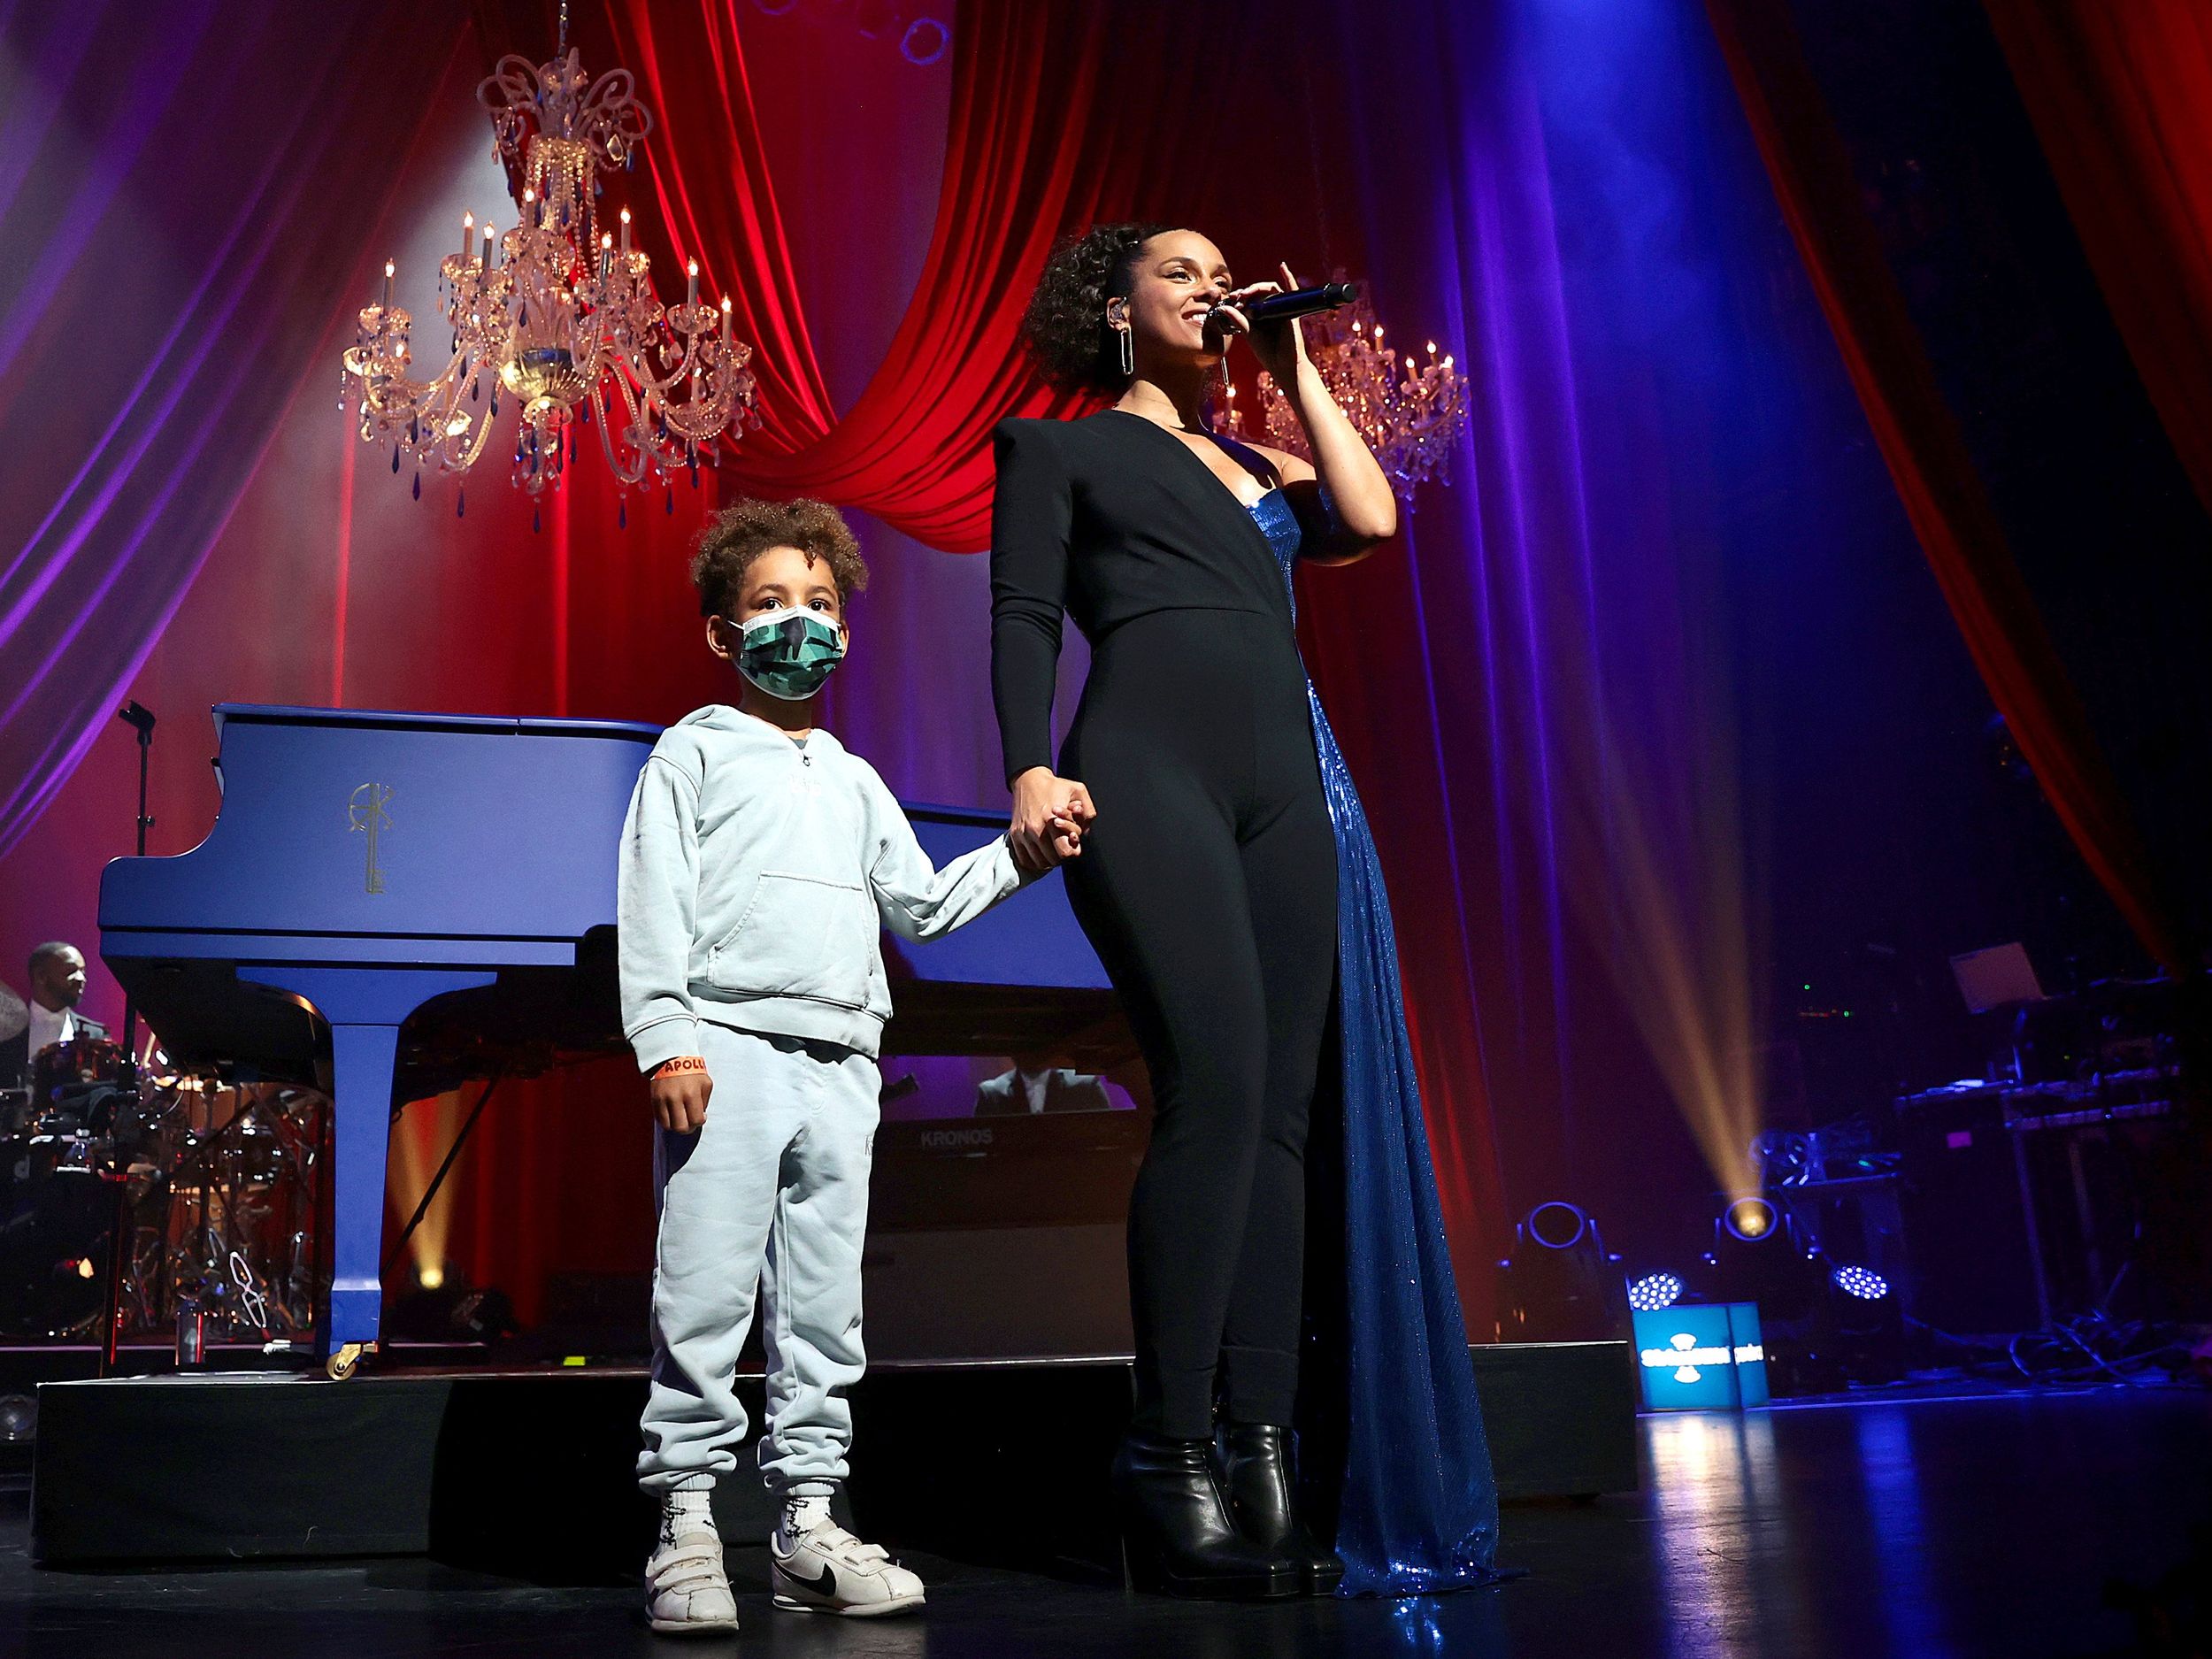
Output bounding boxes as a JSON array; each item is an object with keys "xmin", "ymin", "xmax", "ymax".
[
  {"xmin": 1213, "ymin": 1422, "xmax": 1346, "ymax": 1595},
  {"xmin": 1111, "ymin": 1431, "xmax": 1301, "ymax": 1599}
]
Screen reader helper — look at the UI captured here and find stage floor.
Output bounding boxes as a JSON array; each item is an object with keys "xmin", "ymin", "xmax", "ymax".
[{"xmin": 3, "ymin": 1382, "xmax": 2205, "ymax": 1657}]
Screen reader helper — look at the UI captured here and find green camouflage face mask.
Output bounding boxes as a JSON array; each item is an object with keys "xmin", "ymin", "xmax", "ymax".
[{"xmin": 735, "ymin": 607, "xmax": 845, "ymax": 701}]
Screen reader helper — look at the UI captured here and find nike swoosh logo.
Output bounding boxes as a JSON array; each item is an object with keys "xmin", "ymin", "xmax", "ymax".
[{"xmin": 779, "ymin": 1556, "xmax": 836, "ymax": 1599}]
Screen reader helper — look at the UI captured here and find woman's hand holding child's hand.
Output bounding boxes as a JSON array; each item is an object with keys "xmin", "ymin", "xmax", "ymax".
[{"xmin": 1010, "ymin": 766, "xmax": 1097, "ymax": 872}]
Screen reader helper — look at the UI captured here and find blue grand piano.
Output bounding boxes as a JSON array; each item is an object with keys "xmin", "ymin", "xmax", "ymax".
[{"xmin": 98, "ymin": 705, "xmax": 1119, "ymax": 1376}]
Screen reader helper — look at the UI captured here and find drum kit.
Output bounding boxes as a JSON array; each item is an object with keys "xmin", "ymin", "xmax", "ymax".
[{"xmin": 0, "ymin": 1014, "xmax": 326, "ymax": 1348}]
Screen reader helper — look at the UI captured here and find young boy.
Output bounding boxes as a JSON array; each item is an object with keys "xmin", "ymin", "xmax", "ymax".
[{"xmin": 620, "ymin": 497, "xmax": 1081, "ymax": 1632}]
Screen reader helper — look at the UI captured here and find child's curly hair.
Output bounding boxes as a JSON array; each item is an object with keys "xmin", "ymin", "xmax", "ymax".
[
  {"xmin": 1021, "ymin": 222, "xmax": 1175, "ymax": 396},
  {"xmin": 689, "ymin": 496, "xmax": 871, "ymax": 617}
]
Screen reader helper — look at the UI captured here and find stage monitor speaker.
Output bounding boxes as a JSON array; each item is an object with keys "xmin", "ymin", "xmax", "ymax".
[{"xmin": 1893, "ymin": 1090, "xmax": 2040, "ymax": 1335}]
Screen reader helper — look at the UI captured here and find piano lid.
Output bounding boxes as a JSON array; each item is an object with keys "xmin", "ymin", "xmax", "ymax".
[
  {"xmin": 100, "ymin": 704, "xmax": 1112, "ymax": 995},
  {"xmin": 99, "ymin": 703, "xmax": 1126, "ymax": 1087},
  {"xmin": 103, "ymin": 704, "xmax": 662, "ymax": 947}
]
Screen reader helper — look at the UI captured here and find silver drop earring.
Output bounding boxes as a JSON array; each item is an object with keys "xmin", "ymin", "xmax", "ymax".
[{"xmin": 1116, "ymin": 322, "xmax": 1133, "ymax": 379}]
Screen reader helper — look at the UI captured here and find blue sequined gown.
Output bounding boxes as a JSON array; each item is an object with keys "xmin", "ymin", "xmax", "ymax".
[{"xmin": 1249, "ymin": 488, "xmax": 1502, "ymax": 1595}]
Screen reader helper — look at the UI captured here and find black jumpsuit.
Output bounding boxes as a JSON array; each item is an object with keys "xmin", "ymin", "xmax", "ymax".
[{"xmin": 989, "ymin": 410, "xmax": 1339, "ymax": 1440}]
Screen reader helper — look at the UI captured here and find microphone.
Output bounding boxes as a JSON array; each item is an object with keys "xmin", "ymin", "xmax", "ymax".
[
  {"xmin": 1220, "ymin": 280, "xmax": 1361, "ymax": 329},
  {"xmin": 117, "ymin": 701, "xmax": 156, "ymax": 736}
]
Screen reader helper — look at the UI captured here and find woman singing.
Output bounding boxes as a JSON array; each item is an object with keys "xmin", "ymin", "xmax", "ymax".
[{"xmin": 991, "ymin": 226, "xmax": 1501, "ymax": 1599}]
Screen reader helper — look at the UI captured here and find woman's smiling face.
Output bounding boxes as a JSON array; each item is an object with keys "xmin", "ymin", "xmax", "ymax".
[{"xmin": 1114, "ymin": 228, "xmax": 1234, "ymax": 371}]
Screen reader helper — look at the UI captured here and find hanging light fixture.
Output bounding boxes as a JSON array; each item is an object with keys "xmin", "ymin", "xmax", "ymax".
[
  {"xmin": 1225, "ymin": 288, "xmax": 1469, "ymax": 508},
  {"xmin": 340, "ymin": 1, "xmax": 757, "ymax": 505}
]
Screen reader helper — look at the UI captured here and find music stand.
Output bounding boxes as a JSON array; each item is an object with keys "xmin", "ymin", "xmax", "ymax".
[
  {"xmin": 99, "ymin": 702, "xmax": 156, "ymax": 1377},
  {"xmin": 1949, "ymin": 942, "xmax": 2045, "ymax": 1014}
]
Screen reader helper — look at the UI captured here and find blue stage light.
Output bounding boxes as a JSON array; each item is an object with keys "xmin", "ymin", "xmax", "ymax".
[
  {"xmin": 902, "ymin": 16, "xmax": 951, "ymax": 65},
  {"xmin": 1626, "ymin": 1271, "xmax": 1685, "ymax": 1312},
  {"xmin": 1503, "ymin": 1201, "xmax": 1628, "ymax": 1340},
  {"xmin": 1830, "ymin": 1263, "xmax": 1890, "ymax": 1302},
  {"xmin": 1525, "ymin": 1200, "xmax": 1590, "ymax": 1250}
]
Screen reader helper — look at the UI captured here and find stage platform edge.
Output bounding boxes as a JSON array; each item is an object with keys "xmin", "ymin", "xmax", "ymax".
[{"xmin": 28, "ymin": 1341, "xmax": 1634, "ymax": 1571}]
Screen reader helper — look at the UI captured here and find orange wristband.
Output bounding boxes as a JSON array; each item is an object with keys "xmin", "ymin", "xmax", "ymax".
[{"xmin": 654, "ymin": 1055, "xmax": 708, "ymax": 1076}]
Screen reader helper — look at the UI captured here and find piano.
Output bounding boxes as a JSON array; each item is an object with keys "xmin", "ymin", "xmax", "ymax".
[{"xmin": 99, "ymin": 704, "xmax": 1122, "ymax": 1375}]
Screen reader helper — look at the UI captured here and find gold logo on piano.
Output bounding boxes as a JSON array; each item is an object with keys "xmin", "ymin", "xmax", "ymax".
[{"xmin": 348, "ymin": 783, "xmax": 392, "ymax": 895}]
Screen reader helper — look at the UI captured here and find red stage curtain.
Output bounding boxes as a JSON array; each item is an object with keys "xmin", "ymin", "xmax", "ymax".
[
  {"xmin": 472, "ymin": 0, "xmax": 1243, "ymax": 550},
  {"xmin": 1983, "ymin": 1, "xmax": 2212, "ymax": 520},
  {"xmin": 600, "ymin": 1, "xmax": 841, "ymax": 455},
  {"xmin": 1705, "ymin": 0, "xmax": 2184, "ymax": 972}
]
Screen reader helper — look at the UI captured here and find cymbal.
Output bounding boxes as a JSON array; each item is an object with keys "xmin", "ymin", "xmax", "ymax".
[{"xmin": 0, "ymin": 982, "xmax": 25, "ymax": 1044}]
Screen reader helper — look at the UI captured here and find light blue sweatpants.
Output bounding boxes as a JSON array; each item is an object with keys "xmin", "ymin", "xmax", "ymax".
[{"xmin": 637, "ymin": 1021, "xmax": 879, "ymax": 1497}]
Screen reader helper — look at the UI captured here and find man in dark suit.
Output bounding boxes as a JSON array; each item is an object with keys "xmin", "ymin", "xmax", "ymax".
[
  {"xmin": 973, "ymin": 1050, "xmax": 1112, "ymax": 1117},
  {"xmin": 0, "ymin": 942, "xmax": 106, "ymax": 1090}
]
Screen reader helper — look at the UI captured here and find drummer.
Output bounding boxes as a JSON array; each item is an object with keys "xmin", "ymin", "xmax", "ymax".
[{"xmin": 0, "ymin": 942, "xmax": 106, "ymax": 1090}]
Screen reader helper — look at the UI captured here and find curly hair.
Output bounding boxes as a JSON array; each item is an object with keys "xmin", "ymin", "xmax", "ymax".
[
  {"xmin": 1021, "ymin": 222, "xmax": 1177, "ymax": 396},
  {"xmin": 689, "ymin": 496, "xmax": 871, "ymax": 618}
]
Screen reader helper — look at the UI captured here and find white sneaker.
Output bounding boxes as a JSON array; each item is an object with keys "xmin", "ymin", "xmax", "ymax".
[
  {"xmin": 644, "ymin": 1528, "xmax": 740, "ymax": 1635},
  {"xmin": 770, "ymin": 1518, "xmax": 926, "ymax": 1617}
]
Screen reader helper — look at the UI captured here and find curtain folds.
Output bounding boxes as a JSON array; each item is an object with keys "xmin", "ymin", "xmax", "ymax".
[
  {"xmin": 0, "ymin": 1, "xmax": 466, "ymax": 861},
  {"xmin": 1705, "ymin": 0, "xmax": 2184, "ymax": 972},
  {"xmin": 474, "ymin": 0, "xmax": 1245, "ymax": 550},
  {"xmin": 603, "ymin": 0, "xmax": 841, "ymax": 452},
  {"xmin": 1982, "ymin": 0, "xmax": 2212, "ymax": 521}
]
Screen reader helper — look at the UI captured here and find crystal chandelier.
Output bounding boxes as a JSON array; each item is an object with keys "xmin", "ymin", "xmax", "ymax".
[
  {"xmin": 1225, "ymin": 292, "xmax": 1468, "ymax": 506},
  {"xmin": 341, "ymin": 6, "xmax": 757, "ymax": 508}
]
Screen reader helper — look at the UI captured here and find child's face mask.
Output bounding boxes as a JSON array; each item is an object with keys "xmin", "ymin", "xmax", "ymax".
[{"xmin": 734, "ymin": 606, "xmax": 845, "ymax": 701}]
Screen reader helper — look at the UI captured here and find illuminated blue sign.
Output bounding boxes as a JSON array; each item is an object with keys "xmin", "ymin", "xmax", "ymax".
[{"xmin": 1633, "ymin": 1302, "xmax": 1770, "ymax": 1410}]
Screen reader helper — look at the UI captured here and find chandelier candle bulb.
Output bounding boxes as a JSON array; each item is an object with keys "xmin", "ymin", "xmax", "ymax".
[
  {"xmin": 382, "ymin": 260, "xmax": 395, "ymax": 310},
  {"xmin": 462, "ymin": 212, "xmax": 473, "ymax": 258},
  {"xmin": 619, "ymin": 206, "xmax": 630, "ymax": 252},
  {"xmin": 686, "ymin": 259, "xmax": 698, "ymax": 308},
  {"xmin": 721, "ymin": 294, "xmax": 732, "ymax": 345}
]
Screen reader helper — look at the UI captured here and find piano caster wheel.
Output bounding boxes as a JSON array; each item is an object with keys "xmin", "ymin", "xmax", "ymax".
[{"xmin": 325, "ymin": 1341, "xmax": 373, "ymax": 1381}]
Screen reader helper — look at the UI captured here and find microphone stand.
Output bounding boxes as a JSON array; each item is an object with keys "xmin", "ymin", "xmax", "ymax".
[
  {"xmin": 99, "ymin": 701, "xmax": 156, "ymax": 1379},
  {"xmin": 119, "ymin": 703, "xmax": 154, "ymax": 1065}
]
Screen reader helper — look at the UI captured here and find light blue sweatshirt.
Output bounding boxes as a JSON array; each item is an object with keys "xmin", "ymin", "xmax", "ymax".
[{"xmin": 618, "ymin": 705, "xmax": 1032, "ymax": 1068}]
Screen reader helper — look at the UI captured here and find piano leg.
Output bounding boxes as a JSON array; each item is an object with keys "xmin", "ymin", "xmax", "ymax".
[
  {"xmin": 240, "ymin": 966, "xmax": 496, "ymax": 1375},
  {"xmin": 326, "ymin": 1021, "xmax": 403, "ymax": 1370}
]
